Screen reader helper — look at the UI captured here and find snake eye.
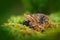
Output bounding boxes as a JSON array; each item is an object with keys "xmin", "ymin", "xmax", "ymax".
[{"xmin": 23, "ymin": 20, "xmax": 30, "ymax": 26}]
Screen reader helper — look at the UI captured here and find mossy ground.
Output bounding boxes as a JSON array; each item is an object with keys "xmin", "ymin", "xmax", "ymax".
[{"xmin": 0, "ymin": 12, "xmax": 60, "ymax": 40}]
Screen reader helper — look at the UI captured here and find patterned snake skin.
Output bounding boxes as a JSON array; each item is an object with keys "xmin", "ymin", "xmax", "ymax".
[{"xmin": 23, "ymin": 13, "xmax": 50, "ymax": 32}]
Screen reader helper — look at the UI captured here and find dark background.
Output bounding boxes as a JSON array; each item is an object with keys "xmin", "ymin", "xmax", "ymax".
[{"xmin": 0, "ymin": 0, "xmax": 24, "ymax": 24}]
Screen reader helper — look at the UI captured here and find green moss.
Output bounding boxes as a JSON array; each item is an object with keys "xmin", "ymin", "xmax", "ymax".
[{"xmin": 0, "ymin": 13, "xmax": 60, "ymax": 40}]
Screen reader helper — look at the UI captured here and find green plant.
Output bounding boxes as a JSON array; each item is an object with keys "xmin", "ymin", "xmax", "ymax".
[{"xmin": 0, "ymin": 13, "xmax": 60, "ymax": 40}]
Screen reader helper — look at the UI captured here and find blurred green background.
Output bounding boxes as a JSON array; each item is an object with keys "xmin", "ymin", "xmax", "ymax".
[
  {"xmin": 0, "ymin": 0, "xmax": 60, "ymax": 40},
  {"xmin": 0, "ymin": 0, "xmax": 60, "ymax": 24},
  {"xmin": 0, "ymin": 0, "xmax": 24, "ymax": 24}
]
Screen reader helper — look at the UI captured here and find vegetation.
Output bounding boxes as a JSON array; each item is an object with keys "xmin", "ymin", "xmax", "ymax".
[
  {"xmin": 0, "ymin": 0, "xmax": 60, "ymax": 40},
  {"xmin": 0, "ymin": 12, "xmax": 60, "ymax": 40}
]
